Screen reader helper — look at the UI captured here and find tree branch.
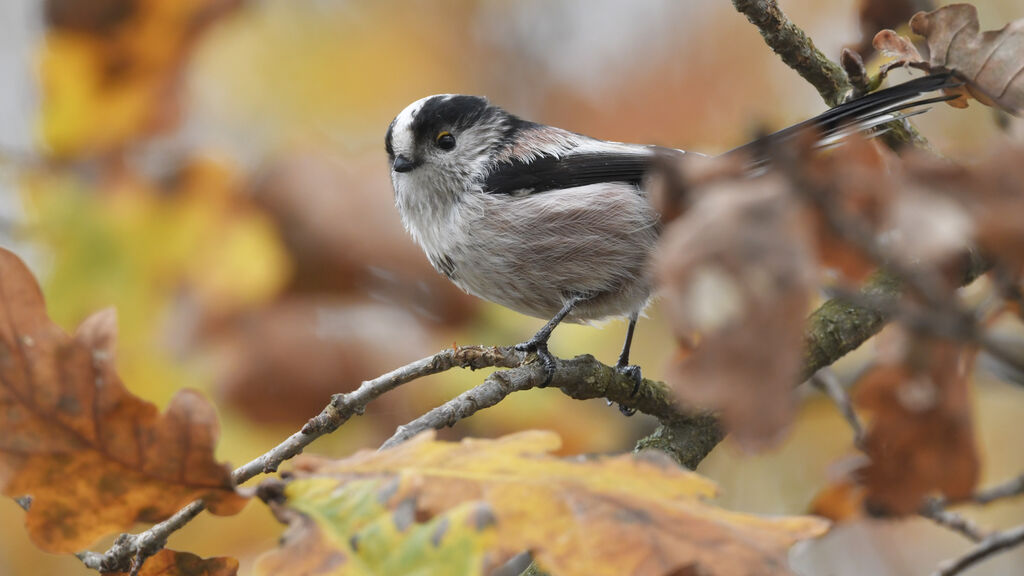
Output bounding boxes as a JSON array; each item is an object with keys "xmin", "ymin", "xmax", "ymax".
[
  {"xmin": 919, "ymin": 498, "xmax": 988, "ymax": 543},
  {"xmin": 973, "ymin": 473, "xmax": 1024, "ymax": 505},
  {"xmin": 918, "ymin": 471, "xmax": 1024, "ymax": 548},
  {"xmin": 730, "ymin": 0, "xmax": 850, "ymax": 106},
  {"xmin": 811, "ymin": 369, "xmax": 864, "ymax": 449},
  {"xmin": 933, "ymin": 524, "xmax": 1024, "ymax": 576},
  {"xmin": 75, "ymin": 346, "xmax": 523, "ymax": 572},
  {"xmin": 77, "ymin": 345, "xmax": 694, "ymax": 572}
]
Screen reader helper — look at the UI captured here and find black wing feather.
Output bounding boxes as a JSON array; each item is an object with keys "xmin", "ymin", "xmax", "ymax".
[{"xmin": 482, "ymin": 152, "xmax": 656, "ymax": 195}]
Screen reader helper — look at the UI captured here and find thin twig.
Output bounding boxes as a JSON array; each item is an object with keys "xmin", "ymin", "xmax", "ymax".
[
  {"xmin": 381, "ymin": 351, "xmax": 692, "ymax": 450},
  {"xmin": 77, "ymin": 346, "xmax": 523, "ymax": 572},
  {"xmin": 77, "ymin": 345, "xmax": 689, "ymax": 572},
  {"xmin": 919, "ymin": 498, "xmax": 987, "ymax": 543},
  {"xmin": 933, "ymin": 524, "xmax": 1024, "ymax": 576},
  {"xmin": 810, "ymin": 369, "xmax": 864, "ymax": 449},
  {"xmin": 382, "ymin": 362, "xmax": 541, "ymax": 449},
  {"xmin": 973, "ymin": 473, "xmax": 1024, "ymax": 505},
  {"xmin": 914, "ymin": 472, "xmax": 1024, "ymax": 557}
]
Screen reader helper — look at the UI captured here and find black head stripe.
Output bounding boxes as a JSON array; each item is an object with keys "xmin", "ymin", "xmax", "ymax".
[
  {"xmin": 385, "ymin": 119, "xmax": 396, "ymax": 160},
  {"xmin": 410, "ymin": 95, "xmax": 497, "ymax": 143},
  {"xmin": 482, "ymin": 152, "xmax": 655, "ymax": 195}
]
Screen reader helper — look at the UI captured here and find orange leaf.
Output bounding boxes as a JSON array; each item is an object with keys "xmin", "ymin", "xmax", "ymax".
[
  {"xmin": 0, "ymin": 247, "xmax": 246, "ymax": 553},
  {"xmin": 263, "ymin": 431, "xmax": 829, "ymax": 576},
  {"xmin": 103, "ymin": 549, "xmax": 239, "ymax": 576},
  {"xmin": 854, "ymin": 335, "xmax": 979, "ymax": 515}
]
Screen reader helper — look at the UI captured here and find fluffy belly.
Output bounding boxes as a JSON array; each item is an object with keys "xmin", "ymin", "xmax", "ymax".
[{"xmin": 441, "ymin": 183, "xmax": 660, "ymax": 322}]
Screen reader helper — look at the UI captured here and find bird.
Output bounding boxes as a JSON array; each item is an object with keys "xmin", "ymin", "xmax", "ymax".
[{"xmin": 384, "ymin": 73, "xmax": 960, "ymax": 399}]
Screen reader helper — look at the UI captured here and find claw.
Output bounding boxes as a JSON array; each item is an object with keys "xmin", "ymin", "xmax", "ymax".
[
  {"xmin": 615, "ymin": 364, "xmax": 643, "ymax": 416},
  {"xmin": 516, "ymin": 339, "xmax": 557, "ymax": 387}
]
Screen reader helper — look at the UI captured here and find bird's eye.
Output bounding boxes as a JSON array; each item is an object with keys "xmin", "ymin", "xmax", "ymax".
[{"xmin": 435, "ymin": 131, "xmax": 456, "ymax": 151}]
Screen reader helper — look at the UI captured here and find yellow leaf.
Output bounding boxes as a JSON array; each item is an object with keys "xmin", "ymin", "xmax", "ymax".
[
  {"xmin": 257, "ymin": 479, "xmax": 497, "ymax": 576},
  {"xmin": 260, "ymin": 431, "xmax": 828, "ymax": 576}
]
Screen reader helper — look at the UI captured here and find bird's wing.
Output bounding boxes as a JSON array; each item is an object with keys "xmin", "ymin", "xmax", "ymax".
[
  {"xmin": 481, "ymin": 151, "xmax": 654, "ymax": 196},
  {"xmin": 482, "ymin": 125, "xmax": 681, "ymax": 196}
]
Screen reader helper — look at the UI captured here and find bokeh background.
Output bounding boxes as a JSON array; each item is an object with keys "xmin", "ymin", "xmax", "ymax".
[{"xmin": 0, "ymin": 0, "xmax": 1022, "ymax": 574}]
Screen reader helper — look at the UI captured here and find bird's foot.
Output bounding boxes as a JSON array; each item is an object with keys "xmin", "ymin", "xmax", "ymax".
[
  {"xmin": 613, "ymin": 364, "xmax": 643, "ymax": 416},
  {"xmin": 515, "ymin": 338, "xmax": 557, "ymax": 388}
]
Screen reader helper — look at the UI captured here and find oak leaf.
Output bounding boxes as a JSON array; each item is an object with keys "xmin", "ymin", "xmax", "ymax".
[
  {"xmin": 104, "ymin": 549, "xmax": 239, "ymax": 576},
  {"xmin": 0, "ymin": 247, "xmax": 246, "ymax": 553},
  {"xmin": 258, "ymin": 431, "xmax": 828, "ymax": 576},
  {"xmin": 655, "ymin": 176, "xmax": 816, "ymax": 448},
  {"xmin": 258, "ymin": 479, "xmax": 498, "ymax": 576},
  {"xmin": 873, "ymin": 4, "xmax": 1023, "ymax": 115},
  {"xmin": 854, "ymin": 333, "xmax": 979, "ymax": 515},
  {"xmin": 907, "ymin": 145, "xmax": 1024, "ymax": 269},
  {"xmin": 852, "ymin": 0, "xmax": 934, "ymax": 58}
]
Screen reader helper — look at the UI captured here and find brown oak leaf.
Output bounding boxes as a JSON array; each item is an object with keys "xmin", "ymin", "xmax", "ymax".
[
  {"xmin": 854, "ymin": 333, "xmax": 979, "ymax": 515},
  {"xmin": 656, "ymin": 176, "xmax": 816, "ymax": 449},
  {"xmin": 872, "ymin": 4, "xmax": 1024, "ymax": 115},
  {"xmin": 0, "ymin": 247, "xmax": 246, "ymax": 553}
]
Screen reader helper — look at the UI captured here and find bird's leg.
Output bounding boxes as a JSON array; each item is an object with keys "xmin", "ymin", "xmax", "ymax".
[
  {"xmin": 515, "ymin": 295, "xmax": 583, "ymax": 388},
  {"xmin": 614, "ymin": 313, "xmax": 642, "ymax": 416}
]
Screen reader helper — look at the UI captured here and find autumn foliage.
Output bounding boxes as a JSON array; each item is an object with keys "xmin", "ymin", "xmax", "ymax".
[
  {"xmin": 0, "ymin": 249, "xmax": 246, "ymax": 554},
  {"xmin": 259, "ymin": 432, "xmax": 826, "ymax": 576},
  {"xmin": 2, "ymin": 1, "xmax": 1024, "ymax": 576}
]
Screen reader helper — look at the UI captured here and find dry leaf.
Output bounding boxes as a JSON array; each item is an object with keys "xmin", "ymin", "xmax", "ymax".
[
  {"xmin": 656, "ymin": 177, "xmax": 816, "ymax": 448},
  {"xmin": 907, "ymin": 145, "xmax": 1024, "ymax": 269},
  {"xmin": 874, "ymin": 3, "xmax": 1024, "ymax": 115},
  {"xmin": 103, "ymin": 549, "xmax": 239, "ymax": 576},
  {"xmin": 810, "ymin": 479, "xmax": 868, "ymax": 523},
  {"xmin": 258, "ymin": 431, "xmax": 828, "ymax": 576},
  {"xmin": 873, "ymin": 29, "xmax": 923, "ymax": 62},
  {"xmin": 852, "ymin": 0, "xmax": 934, "ymax": 57},
  {"xmin": 0, "ymin": 247, "xmax": 246, "ymax": 553},
  {"xmin": 854, "ymin": 334, "xmax": 979, "ymax": 515},
  {"xmin": 803, "ymin": 136, "xmax": 895, "ymax": 281},
  {"xmin": 258, "ymin": 479, "xmax": 498, "ymax": 576}
]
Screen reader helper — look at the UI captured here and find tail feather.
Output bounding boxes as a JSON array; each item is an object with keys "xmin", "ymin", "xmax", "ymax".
[{"xmin": 723, "ymin": 72, "xmax": 962, "ymax": 160}]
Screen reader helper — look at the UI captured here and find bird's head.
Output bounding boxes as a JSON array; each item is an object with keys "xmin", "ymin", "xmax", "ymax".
[{"xmin": 386, "ymin": 94, "xmax": 517, "ymax": 199}]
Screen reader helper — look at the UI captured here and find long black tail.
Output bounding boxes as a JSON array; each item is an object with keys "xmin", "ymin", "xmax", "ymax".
[{"xmin": 723, "ymin": 72, "xmax": 962, "ymax": 161}]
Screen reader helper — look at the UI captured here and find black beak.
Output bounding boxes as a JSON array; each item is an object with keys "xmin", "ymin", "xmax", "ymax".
[{"xmin": 392, "ymin": 154, "xmax": 418, "ymax": 173}]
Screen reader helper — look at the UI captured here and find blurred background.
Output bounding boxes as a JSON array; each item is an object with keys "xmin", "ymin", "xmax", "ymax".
[{"xmin": 0, "ymin": 0, "xmax": 1022, "ymax": 574}]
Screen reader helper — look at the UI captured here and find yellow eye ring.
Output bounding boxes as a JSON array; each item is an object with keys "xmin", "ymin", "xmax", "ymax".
[{"xmin": 435, "ymin": 131, "xmax": 456, "ymax": 150}]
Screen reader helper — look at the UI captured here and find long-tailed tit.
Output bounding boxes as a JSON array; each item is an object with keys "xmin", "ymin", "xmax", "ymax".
[{"xmin": 385, "ymin": 73, "xmax": 958, "ymax": 394}]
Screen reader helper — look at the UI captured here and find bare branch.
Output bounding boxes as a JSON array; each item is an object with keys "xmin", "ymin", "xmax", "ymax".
[
  {"xmin": 382, "ymin": 362, "xmax": 541, "ymax": 449},
  {"xmin": 933, "ymin": 524, "xmax": 1024, "ymax": 576},
  {"xmin": 916, "ymin": 472, "xmax": 1024, "ymax": 561},
  {"xmin": 729, "ymin": 0, "xmax": 850, "ymax": 106},
  {"xmin": 919, "ymin": 498, "xmax": 987, "ymax": 543},
  {"xmin": 77, "ymin": 345, "xmax": 694, "ymax": 572},
  {"xmin": 810, "ymin": 369, "xmax": 864, "ymax": 449},
  {"xmin": 381, "ymin": 351, "xmax": 699, "ymax": 451},
  {"xmin": 77, "ymin": 345, "xmax": 523, "ymax": 572},
  {"xmin": 973, "ymin": 473, "xmax": 1024, "ymax": 505}
]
